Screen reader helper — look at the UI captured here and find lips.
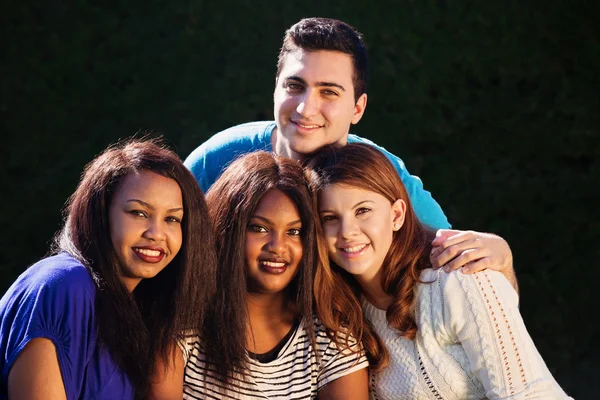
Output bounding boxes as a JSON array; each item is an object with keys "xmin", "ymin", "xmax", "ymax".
[
  {"xmin": 259, "ymin": 259, "xmax": 289, "ymax": 274},
  {"xmin": 338, "ymin": 243, "xmax": 370, "ymax": 258},
  {"xmin": 133, "ymin": 247, "xmax": 166, "ymax": 263},
  {"xmin": 291, "ymin": 120, "xmax": 323, "ymax": 134}
]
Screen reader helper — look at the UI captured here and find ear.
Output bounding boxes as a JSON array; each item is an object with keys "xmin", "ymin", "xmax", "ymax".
[
  {"xmin": 391, "ymin": 199, "xmax": 406, "ymax": 231},
  {"xmin": 351, "ymin": 93, "xmax": 368, "ymax": 124}
]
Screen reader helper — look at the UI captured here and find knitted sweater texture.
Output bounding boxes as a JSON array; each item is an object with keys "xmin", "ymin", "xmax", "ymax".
[{"xmin": 363, "ymin": 269, "xmax": 572, "ymax": 400}]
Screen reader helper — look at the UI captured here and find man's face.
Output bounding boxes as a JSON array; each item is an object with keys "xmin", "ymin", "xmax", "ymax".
[{"xmin": 273, "ymin": 49, "xmax": 367, "ymax": 161}]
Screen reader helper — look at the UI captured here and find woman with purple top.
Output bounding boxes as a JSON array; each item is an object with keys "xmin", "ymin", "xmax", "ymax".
[{"xmin": 0, "ymin": 138, "xmax": 216, "ymax": 399}]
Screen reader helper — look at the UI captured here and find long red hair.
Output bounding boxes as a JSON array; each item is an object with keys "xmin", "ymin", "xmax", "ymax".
[{"xmin": 307, "ymin": 143, "xmax": 436, "ymax": 371}]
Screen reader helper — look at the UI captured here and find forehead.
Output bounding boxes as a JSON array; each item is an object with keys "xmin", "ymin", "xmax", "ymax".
[
  {"xmin": 114, "ymin": 170, "xmax": 182, "ymax": 204},
  {"xmin": 319, "ymin": 184, "xmax": 387, "ymax": 206},
  {"xmin": 253, "ymin": 189, "xmax": 301, "ymax": 219},
  {"xmin": 278, "ymin": 49, "xmax": 355, "ymax": 87}
]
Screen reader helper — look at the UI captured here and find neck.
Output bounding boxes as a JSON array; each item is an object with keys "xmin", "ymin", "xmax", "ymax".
[
  {"xmin": 246, "ymin": 290, "xmax": 296, "ymax": 353},
  {"xmin": 270, "ymin": 126, "xmax": 305, "ymax": 162},
  {"xmin": 354, "ymin": 266, "xmax": 394, "ymax": 311},
  {"xmin": 247, "ymin": 290, "xmax": 290, "ymax": 318},
  {"xmin": 246, "ymin": 291, "xmax": 297, "ymax": 333}
]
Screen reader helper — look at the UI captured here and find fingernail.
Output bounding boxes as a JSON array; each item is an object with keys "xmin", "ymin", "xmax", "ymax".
[
  {"xmin": 444, "ymin": 266, "xmax": 450, "ymax": 273},
  {"xmin": 462, "ymin": 267, "xmax": 470, "ymax": 273}
]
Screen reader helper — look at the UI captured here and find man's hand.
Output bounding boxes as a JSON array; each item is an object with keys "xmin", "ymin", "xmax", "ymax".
[{"xmin": 430, "ymin": 229, "xmax": 518, "ymax": 293}]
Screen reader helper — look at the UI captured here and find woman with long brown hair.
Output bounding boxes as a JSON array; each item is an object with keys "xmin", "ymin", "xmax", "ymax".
[
  {"xmin": 0, "ymin": 138, "xmax": 216, "ymax": 399},
  {"xmin": 308, "ymin": 143, "xmax": 572, "ymax": 399},
  {"xmin": 150, "ymin": 151, "xmax": 368, "ymax": 399}
]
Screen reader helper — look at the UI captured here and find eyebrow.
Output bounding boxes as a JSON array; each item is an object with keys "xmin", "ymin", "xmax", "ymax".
[
  {"xmin": 251, "ymin": 215, "xmax": 302, "ymax": 226},
  {"xmin": 286, "ymin": 76, "xmax": 346, "ymax": 92},
  {"xmin": 126, "ymin": 199, "xmax": 184, "ymax": 213},
  {"xmin": 319, "ymin": 200, "xmax": 375, "ymax": 213}
]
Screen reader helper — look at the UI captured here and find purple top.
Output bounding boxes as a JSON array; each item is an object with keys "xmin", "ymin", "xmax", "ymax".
[{"xmin": 0, "ymin": 253, "xmax": 134, "ymax": 399}]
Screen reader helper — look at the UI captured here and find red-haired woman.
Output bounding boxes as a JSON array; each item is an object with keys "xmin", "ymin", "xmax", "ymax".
[{"xmin": 308, "ymin": 143, "xmax": 572, "ymax": 399}]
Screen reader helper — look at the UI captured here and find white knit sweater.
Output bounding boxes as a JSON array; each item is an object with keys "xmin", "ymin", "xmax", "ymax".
[{"xmin": 362, "ymin": 269, "xmax": 572, "ymax": 400}]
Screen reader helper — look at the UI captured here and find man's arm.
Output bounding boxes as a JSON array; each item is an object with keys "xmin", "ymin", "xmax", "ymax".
[{"xmin": 430, "ymin": 229, "xmax": 518, "ymax": 294}]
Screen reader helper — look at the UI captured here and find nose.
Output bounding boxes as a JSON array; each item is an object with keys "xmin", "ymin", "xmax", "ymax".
[
  {"xmin": 143, "ymin": 218, "xmax": 167, "ymax": 242},
  {"xmin": 265, "ymin": 231, "xmax": 287, "ymax": 255},
  {"xmin": 339, "ymin": 217, "xmax": 359, "ymax": 240},
  {"xmin": 296, "ymin": 89, "xmax": 319, "ymax": 118}
]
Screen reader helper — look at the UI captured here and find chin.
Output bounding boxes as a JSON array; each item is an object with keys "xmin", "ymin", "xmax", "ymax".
[
  {"xmin": 289, "ymin": 143, "xmax": 320, "ymax": 155},
  {"xmin": 336, "ymin": 263, "xmax": 370, "ymax": 277}
]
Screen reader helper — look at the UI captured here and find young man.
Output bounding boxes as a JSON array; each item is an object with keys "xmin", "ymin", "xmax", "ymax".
[{"xmin": 185, "ymin": 17, "xmax": 515, "ymax": 286}]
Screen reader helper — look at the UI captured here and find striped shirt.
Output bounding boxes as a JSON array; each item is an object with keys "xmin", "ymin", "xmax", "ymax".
[{"xmin": 181, "ymin": 316, "xmax": 368, "ymax": 399}]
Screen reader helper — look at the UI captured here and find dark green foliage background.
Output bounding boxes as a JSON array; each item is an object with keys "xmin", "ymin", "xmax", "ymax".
[{"xmin": 2, "ymin": 1, "xmax": 598, "ymax": 397}]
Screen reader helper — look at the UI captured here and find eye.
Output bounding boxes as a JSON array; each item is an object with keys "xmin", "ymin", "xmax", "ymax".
[
  {"xmin": 284, "ymin": 82, "xmax": 304, "ymax": 92},
  {"xmin": 356, "ymin": 207, "xmax": 371, "ymax": 216},
  {"xmin": 128, "ymin": 210, "xmax": 147, "ymax": 218},
  {"xmin": 321, "ymin": 89, "xmax": 339, "ymax": 97},
  {"xmin": 320, "ymin": 214, "xmax": 338, "ymax": 223},
  {"xmin": 166, "ymin": 216, "xmax": 182, "ymax": 224},
  {"xmin": 248, "ymin": 224, "xmax": 267, "ymax": 233},
  {"xmin": 288, "ymin": 228, "xmax": 302, "ymax": 237}
]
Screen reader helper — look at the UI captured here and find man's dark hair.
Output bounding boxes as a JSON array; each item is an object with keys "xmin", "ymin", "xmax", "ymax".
[{"xmin": 276, "ymin": 17, "xmax": 368, "ymax": 101}]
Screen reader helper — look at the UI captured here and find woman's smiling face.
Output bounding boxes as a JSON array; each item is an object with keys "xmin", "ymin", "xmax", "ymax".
[
  {"xmin": 319, "ymin": 183, "xmax": 404, "ymax": 281},
  {"xmin": 245, "ymin": 188, "xmax": 303, "ymax": 294},
  {"xmin": 109, "ymin": 170, "xmax": 184, "ymax": 292}
]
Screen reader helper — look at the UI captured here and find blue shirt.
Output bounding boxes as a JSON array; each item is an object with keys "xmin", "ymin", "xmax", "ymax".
[
  {"xmin": 0, "ymin": 253, "xmax": 134, "ymax": 399},
  {"xmin": 184, "ymin": 121, "xmax": 450, "ymax": 229}
]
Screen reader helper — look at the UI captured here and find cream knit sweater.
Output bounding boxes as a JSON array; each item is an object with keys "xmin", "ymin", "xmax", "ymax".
[{"xmin": 362, "ymin": 269, "xmax": 572, "ymax": 400}]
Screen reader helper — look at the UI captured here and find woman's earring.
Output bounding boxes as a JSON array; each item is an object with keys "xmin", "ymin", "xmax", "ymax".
[{"xmin": 394, "ymin": 223, "xmax": 401, "ymax": 230}]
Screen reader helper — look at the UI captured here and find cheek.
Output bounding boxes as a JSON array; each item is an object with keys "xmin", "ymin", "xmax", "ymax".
[
  {"xmin": 321, "ymin": 226, "xmax": 336, "ymax": 246},
  {"xmin": 171, "ymin": 228, "xmax": 183, "ymax": 254},
  {"xmin": 322, "ymin": 223, "xmax": 337, "ymax": 238},
  {"xmin": 108, "ymin": 216, "xmax": 125, "ymax": 252},
  {"xmin": 368, "ymin": 219, "xmax": 394, "ymax": 247},
  {"xmin": 245, "ymin": 235, "xmax": 260, "ymax": 260},
  {"xmin": 276, "ymin": 94, "xmax": 298, "ymax": 113},
  {"xmin": 292, "ymin": 241, "xmax": 303, "ymax": 260},
  {"xmin": 323, "ymin": 102, "xmax": 349, "ymax": 120}
]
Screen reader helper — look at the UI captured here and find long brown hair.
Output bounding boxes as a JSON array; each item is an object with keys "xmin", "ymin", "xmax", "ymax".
[
  {"xmin": 203, "ymin": 151, "xmax": 317, "ymax": 382},
  {"xmin": 54, "ymin": 137, "xmax": 217, "ymax": 397},
  {"xmin": 307, "ymin": 143, "xmax": 435, "ymax": 371}
]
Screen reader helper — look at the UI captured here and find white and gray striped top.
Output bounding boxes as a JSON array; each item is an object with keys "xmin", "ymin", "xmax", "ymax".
[{"xmin": 181, "ymin": 316, "xmax": 368, "ymax": 399}]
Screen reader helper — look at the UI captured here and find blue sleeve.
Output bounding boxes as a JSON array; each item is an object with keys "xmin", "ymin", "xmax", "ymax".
[
  {"xmin": 184, "ymin": 121, "xmax": 275, "ymax": 193},
  {"xmin": 1, "ymin": 260, "xmax": 96, "ymax": 399},
  {"xmin": 348, "ymin": 135, "xmax": 451, "ymax": 229},
  {"xmin": 184, "ymin": 144, "xmax": 212, "ymax": 193}
]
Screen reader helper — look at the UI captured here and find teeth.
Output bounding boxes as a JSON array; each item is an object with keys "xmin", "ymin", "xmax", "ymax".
[
  {"xmin": 297, "ymin": 123, "xmax": 320, "ymax": 129},
  {"xmin": 341, "ymin": 244, "xmax": 367, "ymax": 253},
  {"xmin": 261, "ymin": 261, "xmax": 286, "ymax": 268},
  {"xmin": 135, "ymin": 248, "xmax": 161, "ymax": 257}
]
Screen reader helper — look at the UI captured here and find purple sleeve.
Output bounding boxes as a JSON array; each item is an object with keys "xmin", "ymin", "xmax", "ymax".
[{"xmin": 1, "ymin": 256, "xmax": 97, "ymax": 399}]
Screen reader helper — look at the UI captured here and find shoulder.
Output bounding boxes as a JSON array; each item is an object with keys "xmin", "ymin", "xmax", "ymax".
[
  {"xmin": 0, "ymin": 254, "xmax": 98, "ymax": 384},
  {"xmin": 310, "ymin": 315, "xmax": 365, "ymax": 359},
  {"xmin": 184, "ymin": 121, "xmax": 276, "ymax": 191},
  {"xmin": 177, "ymin": 330, "xmax": 201, "ymax": 365},
  {"xmin": 0, "ymin": 253, "xmax": 96, "ymax": 340},
  {"xmin": 6, "ymin": 253, "xmax": 95, "ymax": 301},
  {"xmin": 347, "ymin": 134, "xmax": 407, "ymax": 167},
  {"xmin": 416, "ymin": 268, "xmax": 519, "ymax": 327},
  {"xmin": 184, "ymin": 121, "xmax": 275, "ymax": 165},
  {"xmin": 419, "ymin": 268, "xmax": 516, "ymax": 298},
  {"xmin": 309, "ymin": 317, "xmax": 368, "ymax": 388},
  {"xmin": 347, "ymin": 134, "xmax": 450, "ymax": 229}
]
